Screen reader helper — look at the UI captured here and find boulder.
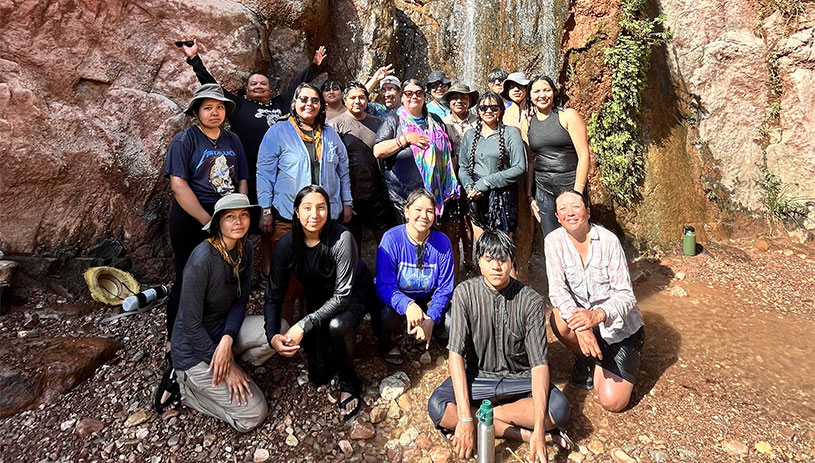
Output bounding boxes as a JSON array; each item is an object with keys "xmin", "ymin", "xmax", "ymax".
[{"xmin": 0, "ymin": 337, "xmax": 122, "ymax": 418}]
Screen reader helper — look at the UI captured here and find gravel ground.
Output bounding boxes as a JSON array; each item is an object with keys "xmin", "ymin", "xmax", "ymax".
[{"xmin": 0, "ymin": 235, "xmax": 813, "ymax": 463}]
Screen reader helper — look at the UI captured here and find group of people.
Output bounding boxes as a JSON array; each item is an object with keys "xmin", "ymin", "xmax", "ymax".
[{"xmin": 158, "ymin": 37, "xmax": 645, "ymax": 462}]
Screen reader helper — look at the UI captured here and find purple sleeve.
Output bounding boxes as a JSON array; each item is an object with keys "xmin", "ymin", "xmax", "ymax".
[{"xmin": 375, "ymin": 230, "xmax": 414, "ymax": 314}]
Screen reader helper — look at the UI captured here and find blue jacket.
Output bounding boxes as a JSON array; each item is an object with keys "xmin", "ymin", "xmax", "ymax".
[{"xmin": 257, "ymin": 120, "xmax": 352, "ymax": 220}]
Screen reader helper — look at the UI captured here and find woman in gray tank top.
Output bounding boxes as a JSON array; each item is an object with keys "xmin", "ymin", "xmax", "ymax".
[{"xmin": 521, "ymin": 76, "xmax": 591, "ymax": 237}]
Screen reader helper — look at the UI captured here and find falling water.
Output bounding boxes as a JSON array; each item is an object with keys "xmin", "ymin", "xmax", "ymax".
[{"xmin": 450, "ymin": 0, "xmax": 566, "ymax": 90}]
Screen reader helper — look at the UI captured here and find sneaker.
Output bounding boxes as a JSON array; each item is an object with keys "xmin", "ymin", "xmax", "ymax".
[{"xmin": 571, "ymin": 355, "xmax": 595, "ymax": 390}]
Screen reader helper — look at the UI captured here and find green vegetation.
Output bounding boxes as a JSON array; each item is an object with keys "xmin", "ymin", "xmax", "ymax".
[
  {"xmin": 761, "ymin": 170, "xmax": 810, "ymax": 227},
  {"xmin": 587, "ymin": 0, "xmax": 672, "ymax": 205}
]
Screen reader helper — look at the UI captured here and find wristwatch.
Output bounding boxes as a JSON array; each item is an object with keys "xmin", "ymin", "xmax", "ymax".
[{"xmin": 262, "ymin": 208, "xmax": 272, "ymax": 216}]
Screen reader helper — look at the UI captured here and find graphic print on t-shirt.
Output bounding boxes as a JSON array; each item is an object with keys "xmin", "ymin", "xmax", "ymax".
[
  {"xmin": 397, "ymin": 262, "xmax": 436, "ymax": 295},
  {"xmin": 256, "ymin": 108, "xmax": 283, "ymax": 127},
  {"xmin": 196, "ymin": 149, "xmax": 237, "ymax": 195}
]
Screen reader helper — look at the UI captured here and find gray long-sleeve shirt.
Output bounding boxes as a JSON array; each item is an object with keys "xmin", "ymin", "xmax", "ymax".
[
  {"xmin": 171, "ymin": 240, "xmax": 253, "ymax": 371},
  {"xmin": 457, "ymin": 125, "xmax": 527, "ymax": 193}
]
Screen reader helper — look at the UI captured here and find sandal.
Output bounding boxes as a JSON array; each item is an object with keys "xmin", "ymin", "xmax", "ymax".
[
  {"xmin": 154, "ymin": 353, "xmax": 180, "ymax": 413},
  {"xmin": 339, "ymin": 391, "xmax": 362, "ymax": 421},
  {"xmin": 545, "ymin": 428, "xmax": 574, "ymax": 452}
]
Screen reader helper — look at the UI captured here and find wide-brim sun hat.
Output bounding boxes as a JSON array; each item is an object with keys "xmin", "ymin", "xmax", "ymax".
[
  {"xmin": 84, "ymin": 266, "xmax": 140, "ymax": 305},
  {"xmin": 442, "ymin": 83, "xmax": 479, "ymax": 109},
  {"xmin": 426, "ymin": 70, "xmax": 451, "ymax": 87},
  {"xmin": 184, "ymin": 83, "xmax": 236, "ymax": 117},
  {"xmin": 202, "ymin": 193, "xmax": 261, "ymax": 232},
  {"xmin": 501, "ymin": 72, "xmax": 531, "ymax": 101},
  {"xmin": 380, "ymin": 76, "xmax": 402, "ymax": 90}
]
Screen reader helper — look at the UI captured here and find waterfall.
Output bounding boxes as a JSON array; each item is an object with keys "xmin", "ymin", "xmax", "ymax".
[{"xmin": 451, "ymin": 0, "xmax": 566, "ymax": 90}]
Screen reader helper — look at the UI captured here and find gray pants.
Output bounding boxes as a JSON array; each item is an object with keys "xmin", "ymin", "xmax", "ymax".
[{"xmin": 176, "ymin": 315, "xmax": 285, "ymax": 432}]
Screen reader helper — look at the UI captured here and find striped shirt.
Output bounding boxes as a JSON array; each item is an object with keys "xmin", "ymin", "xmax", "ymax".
[
  {"xmin": 448, "ymin": 277, "xmax": 548, "ymax": 378},
  {"xmin": 544, "ymin": 224, "xmax": 644, "ymax": 344}
]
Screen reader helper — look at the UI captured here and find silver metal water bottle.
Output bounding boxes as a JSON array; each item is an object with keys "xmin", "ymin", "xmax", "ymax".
[{"xmin": 476, "ymin": 399, "xmax": 495, "ymax": 463}]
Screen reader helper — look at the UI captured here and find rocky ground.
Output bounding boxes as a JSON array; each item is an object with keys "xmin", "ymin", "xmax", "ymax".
[{"xmin": 1, "ymin": 235, "xmax": 814, "ymax": 463}]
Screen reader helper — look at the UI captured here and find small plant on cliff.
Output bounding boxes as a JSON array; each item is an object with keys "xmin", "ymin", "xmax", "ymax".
[
  {"xmin": 587, "ymin": 0, "xmax": 672, "ymax": 205},
  {"xmin": 761, "ymin": 170, "xmax": 810, "ymax": 228}
]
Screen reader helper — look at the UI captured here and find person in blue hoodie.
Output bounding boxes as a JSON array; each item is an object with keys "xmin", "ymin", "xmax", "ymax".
[{"xmin": 375, "ymin": 189, "xmax": 455, "ymax": 365}]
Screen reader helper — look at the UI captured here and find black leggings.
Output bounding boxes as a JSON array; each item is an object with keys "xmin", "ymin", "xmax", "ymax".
[{"xmin": 167, "ymin": 199, "xmax": 215, "ymax": 339}]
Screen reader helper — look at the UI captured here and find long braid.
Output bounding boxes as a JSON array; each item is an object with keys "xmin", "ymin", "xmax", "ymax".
[
  {"xmin": 497, "ymin": 123, "xmax": 507, "ymax": 171},
  {"xmin": 467, "ymin": 118, "xmax": 483, "ymax": 180}
]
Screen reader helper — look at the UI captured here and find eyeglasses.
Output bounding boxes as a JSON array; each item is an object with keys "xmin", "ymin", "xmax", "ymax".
[
  {"xmin": 403, "ymin": 90, "xmax": 424, "ymax": 99},
  {"xmin": 478, "ymin": 104, "xmax": 501, "ymax": 113},
  {"xmin": 297, "ymin": 96, "xmax": 321, "ymax": 105}
]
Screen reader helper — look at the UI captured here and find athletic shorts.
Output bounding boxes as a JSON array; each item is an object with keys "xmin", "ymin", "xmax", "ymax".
[{"xmin": 595, "ymin": 325, "xmax": 644, "ymax": 384}]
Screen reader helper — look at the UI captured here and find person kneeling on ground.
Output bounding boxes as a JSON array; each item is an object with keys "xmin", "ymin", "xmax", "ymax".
[
  {"xmin": 375, "ymin": 189, "xmax": 454, "ymax": 365},
  {"xmin": 264, "ymin": 185, "xmax": 378, "ymax": 421},
  {"xmin": 427, "ymin": 230, "xmax": 571, "ymax": 461},
  {"xmin": 545, "ymin": 190, "xmax": 645, "ymax": 412},
  {"xmin": 171, "ymin": 193, "xmax": 276, "ymax": 433}
]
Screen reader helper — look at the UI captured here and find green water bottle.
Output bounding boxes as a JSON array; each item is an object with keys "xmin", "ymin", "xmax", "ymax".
[
  {"xmin": 476, "ymin": 400, "xmax": 494, "ymax": 463},
  {"xmin": 683, "ymin": 225, "xmax": 696, "ymax": 256}
]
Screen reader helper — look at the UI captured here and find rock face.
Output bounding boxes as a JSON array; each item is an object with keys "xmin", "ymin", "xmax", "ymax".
[{"xmin": 0, "ymin": 337, "xmax": 122, "ymax": 418}]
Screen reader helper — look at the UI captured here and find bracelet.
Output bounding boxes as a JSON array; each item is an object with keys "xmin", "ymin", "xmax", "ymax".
[{"xmin": 458, "ymin": 417, "xmax": 473, "ymax": 423}]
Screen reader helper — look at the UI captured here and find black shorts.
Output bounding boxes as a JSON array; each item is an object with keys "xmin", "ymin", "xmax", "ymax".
[
  {"xmin": 466, "ymin": 194, "xmax": 491, "ymax": 229},
  {"xmin": 427, "ymin": 374, "xmax": 570, "ymax": 429},
  {"xmin": 349, "ymin": 194, "xmax": 396, "ymax": 231},
  {"xmin": 595, "ymin": 325, "xmax": 645, "ymax": 384}
]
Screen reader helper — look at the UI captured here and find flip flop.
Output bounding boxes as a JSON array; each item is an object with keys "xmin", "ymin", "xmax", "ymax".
[
  {"xmin": 545, "ymin": 428, "xmax": 574, "ymax": 452},
  {"xmin": 339, "ymin": 392, "xmax": 362, "ymax": 421}
]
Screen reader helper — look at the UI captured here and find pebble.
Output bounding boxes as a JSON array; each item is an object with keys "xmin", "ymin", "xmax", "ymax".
[
  {"xmin": 398, "ymin": 427, "xmax": 419, "ymax": 446},
  {"xmin": 611, "ymin": 448, "xmax": 636, "ymax": 463},
  {"xmin": 75, "ymin": 418, "xmax": 105, "ymax": 438},
  {"xmin": 753, "ymin": 240, "xmax": 770, "ymax": 251},
  {"xmin": 669, "ymin": 286, "xmax": 688, "ymax": 297},
  {"xmin": 253, "ymin": 448, "xmax": 270, "ymax": 462},
  {"xmin": 720, "ymin": 439, "xmax": 749, "ymax": 455},
  {"xmin": 674, "ymin": 271, "xmax": 685, "ymax": 281},
  {"xmin": 380, "ymin": 371, "xmax": 410, "ymax": 401},
  {"xmin": 286, "ymin": 434, "xmax": 299, "ymax": 446},
  {"xmin": 297, "ymin": 374, "xmax": 309, "ymax": 386},
  {"xmin": 755, "ymin": 441, "xmax": 775, "ymax": 457},
  {"xmin": 339, "ymin": 439, "xmax": 353, "ymax": 455},
  {"xmin": 567, "ymin": 453, "xmax": 584, "ymax": 462},
  {"xmin": 419, "ymin": 352, "xmax": 432, "ymax": 365},
  {"xmin": 415, "ymin": 432, "xmax": 432, "ymax": 450},
  {"xmin": 587, "ymin": 440, "xmax": 604, "ymax": 455},
  {"xmin": 167, "ymin": 434, "xmax": 180, "ymax": 446},
  {"xmin": 203, "ymin": 434, "xmax": 216, "ymax": 447},
  {"xmin": 435, "ymin": 356, "xmax": 446, "ymax": 367},
  {"xmin": 429, "ymin": 446, "xmax": 451, "ymax": 463},
  {"xmin": 161, "ymin": 409, "xmax": 180, "ymax": 421},
  {"xmin": 135, "ymin": 427, "xmax": 149, "ymax": 440},
  {"xmin": 349, "ymin": 422, "xmax": 375, "ymax": 440},
  {"xmin": 60, "ymin": 418, "xmax": 77, "ymax": 431},
  {"xmin": 387, "ymin": 400, "xmax": 402, "ymax": 419},
  {"xmin": 783, "ymin": 249, "xmax": 794, "ymax": 256},
  {"xmin": 397, "ymin": 394, "xmax": 412, "ymax": 413},
  {"xmin": 124, "ymin": 410, "xmax": 151, "ymax": 427},
  {"xmin": 370, "ymin": 406, "xmax": 387, "ymax": 424},
  {"xmin": 272, "ymin": 387, "xmax": 283, "ymax": 399}
]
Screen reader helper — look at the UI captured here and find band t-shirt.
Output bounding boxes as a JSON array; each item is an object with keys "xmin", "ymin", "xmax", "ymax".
[{"xmin": 164, "ymin": 126, "xmax": 249, "ymax": 204}]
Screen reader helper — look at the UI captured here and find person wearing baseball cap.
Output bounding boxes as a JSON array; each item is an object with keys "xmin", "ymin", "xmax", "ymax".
[{"xmin": 426, "ymin": 70, "xmax": 452, "ymax": 118}]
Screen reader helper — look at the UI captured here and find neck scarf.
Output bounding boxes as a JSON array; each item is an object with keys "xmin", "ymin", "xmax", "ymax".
[
  {"xmin": 289, "ymin": 116, "xmax": 322, "ymax": 161},
  {"xmin": 207, "ymin": 237, "xmax": 243, "ymax": 293},
  {"xmin": 397, "ymin": 106, "xmax": 460, "ymax": 215}
]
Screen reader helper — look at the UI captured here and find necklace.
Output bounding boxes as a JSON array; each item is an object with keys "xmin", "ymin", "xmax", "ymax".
[{"xmin": 197, "ymin": 125, "xmax": 220, "ymax": 149}]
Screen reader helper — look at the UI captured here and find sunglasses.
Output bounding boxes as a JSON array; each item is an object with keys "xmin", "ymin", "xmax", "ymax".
[
  {"xmin": 489, "ymin": 79, "xmax": 504, "ymax": 85},
  {"xmin": 174, "ymin": 40, "xmax": 194, "ymax": 48},
  {"xmin": 478, "ymin": 104, "xmax": 501, "ymax": 113},
  {"xmin": 428, "ymin": 83, "xmax": 448, "ymax": 90},
  {"xmin": 416, "ymin": 242, "xmax": 425, "ymax": 269},
  {"xmin": 297, "ymin": 96, "xmax": 321, "ymax": 105},
  {"xmin": 403, "ymin": 90, "xmax": 425, "ymax": 99}
]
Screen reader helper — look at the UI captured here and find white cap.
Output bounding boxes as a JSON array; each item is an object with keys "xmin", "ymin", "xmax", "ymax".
[{"xmin": 380, "ymin": 76, "xmax": 402, "ymax": 90}]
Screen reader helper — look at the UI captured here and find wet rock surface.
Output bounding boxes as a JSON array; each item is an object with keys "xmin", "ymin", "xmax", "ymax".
[{"xmin": 0, "ymin": 237, "xmax": 813, "ymax": 461}]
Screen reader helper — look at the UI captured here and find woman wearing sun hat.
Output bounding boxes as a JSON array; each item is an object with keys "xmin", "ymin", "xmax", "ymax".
[{"xmin": 169, "ymin": 193, "xmax": 277, "ymax": 432}]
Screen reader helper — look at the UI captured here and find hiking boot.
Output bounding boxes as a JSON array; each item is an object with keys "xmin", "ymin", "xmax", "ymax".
[{"xmin": 571, "ymin": 355, "xmax": 595, "ymax": 390}]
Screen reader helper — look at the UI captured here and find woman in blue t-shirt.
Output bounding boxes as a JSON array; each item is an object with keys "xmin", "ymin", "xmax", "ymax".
[
  {"xmin": 375, "ymin": 189, "xmax": 454, "ymax": 365},
  {"xmin": 162, "ymin": 83, "xmax": 249, "ymax": 357}
]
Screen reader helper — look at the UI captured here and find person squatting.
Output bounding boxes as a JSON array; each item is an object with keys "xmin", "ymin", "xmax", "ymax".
[{"xmin": 158, "ymin": 36, "xmax": 645, "ymax": 462}]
